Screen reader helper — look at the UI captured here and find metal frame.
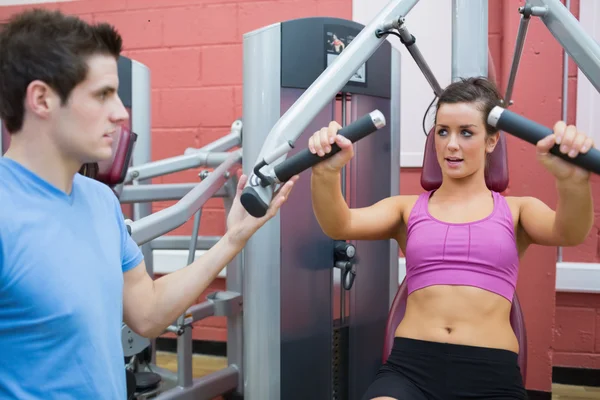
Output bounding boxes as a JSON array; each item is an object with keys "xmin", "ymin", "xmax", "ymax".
[
  {"xmin": 123, "ymin": 150, "xmax": 244, "ymax": 400},
  {"xmin": 115, "ymin": 0, "xmax": 600, "ymax": 399},
  {"xmin": 243, "ymin": 0, "xmax": 600, "ymax": 209}
]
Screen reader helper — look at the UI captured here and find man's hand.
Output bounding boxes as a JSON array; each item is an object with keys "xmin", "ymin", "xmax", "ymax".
[{"xmin": 226, "ymin": 172, "xmax": 299, "ymax": 248}]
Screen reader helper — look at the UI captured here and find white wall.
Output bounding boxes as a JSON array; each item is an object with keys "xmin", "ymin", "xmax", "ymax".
[
  {"xmin": 576, "ymin": 0, "xmax": 600, "ymax": 144},
  {"xmin": 352, "ymin": 0, "xmax": 452, "ymax": 167}
]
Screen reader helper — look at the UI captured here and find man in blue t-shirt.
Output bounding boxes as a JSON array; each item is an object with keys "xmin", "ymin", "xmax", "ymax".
[{"xmin": 0, "ymin": 9, "xmax": 297, "ymax": 400}]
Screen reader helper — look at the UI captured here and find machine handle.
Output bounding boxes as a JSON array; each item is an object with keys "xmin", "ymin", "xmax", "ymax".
[
  {"xmin": 273, "ymin": 110, "xmax": 387, "ymax": 183},
  {"xmin": 488, "ymin": 106, "xmax": 600, "ymax": 175}
]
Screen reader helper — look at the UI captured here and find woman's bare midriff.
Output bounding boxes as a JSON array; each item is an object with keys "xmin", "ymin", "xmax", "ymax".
[{"xmin": 394, "ymin": 284, "xmax": 519, "ymax": 354}]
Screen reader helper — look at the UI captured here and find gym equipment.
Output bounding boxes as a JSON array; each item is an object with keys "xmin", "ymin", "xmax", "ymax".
[
  {"xmin": 238, "ymin": 0, "xmax": 600, "ymax": 399},
  {"xmin": 242, "ymin": 16, "xmax": 400, "ymax": 400},
  {"xmin": 488, "ymin": 106, "xmax": 600, "ymax": 175},
  {"xmin": 106, "ymin": 57, "xmax": 244, "ymax": 399},
  {"xmin": 242, "ymin": 109, "xmax": 387, "ymax": 215}
]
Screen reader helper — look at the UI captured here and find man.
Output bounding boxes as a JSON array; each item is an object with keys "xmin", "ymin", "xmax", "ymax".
[{"xmin": 0, "ymin": 9, "xmax": 297, "ymax": 399}]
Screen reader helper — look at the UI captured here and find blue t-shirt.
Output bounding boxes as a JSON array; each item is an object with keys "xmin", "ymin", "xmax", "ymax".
[{"xmin": 0, "ymin": 158, "xmax": 144, "ymax": 399}]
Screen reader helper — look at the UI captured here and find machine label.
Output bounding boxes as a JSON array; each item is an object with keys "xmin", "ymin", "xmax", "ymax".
[{"xmin": 325, "ymin": 24, "xmax": 366, "ymax": 84}]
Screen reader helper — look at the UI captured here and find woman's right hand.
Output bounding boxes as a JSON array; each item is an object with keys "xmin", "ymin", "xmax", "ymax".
[{"xmin": 308, "ymin": 121, "xmax": 354, "ymax": 173}]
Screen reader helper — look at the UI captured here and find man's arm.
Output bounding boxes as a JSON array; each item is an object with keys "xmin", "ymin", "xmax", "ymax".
[
  {"xmin": 121, "ymin": 173, "xmax": 297, "ymax": 338},
  {"xmin": 122, "ymin": 232, "xmax": 243, "ymax": 338}
]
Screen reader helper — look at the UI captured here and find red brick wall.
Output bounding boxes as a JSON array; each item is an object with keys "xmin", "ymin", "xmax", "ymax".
[{"xmin": 2, "ymin": 0, "xmax": 600, "ymax": 391}]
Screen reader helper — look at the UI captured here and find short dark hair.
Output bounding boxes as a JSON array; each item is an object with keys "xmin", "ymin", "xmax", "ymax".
[
  {"xmin": 435, "ymin": 77, "xmax": 504, "ymax": 135},
  {"xmin": 0, "ymin": 9, "xmax": 123, "ymax": 133}
]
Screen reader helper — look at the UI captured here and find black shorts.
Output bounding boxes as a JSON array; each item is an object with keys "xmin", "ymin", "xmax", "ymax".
[{"xmin": 362, "ymin": 337, "xmax": 528, "ymax": 400}]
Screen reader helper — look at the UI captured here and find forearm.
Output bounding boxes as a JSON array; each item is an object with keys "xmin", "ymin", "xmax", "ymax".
[
  {"xmin": 554, "ymin": 177, "xmax": 594, "ymax": 245},
  {"xmin": 143, "ymin": 232, "xmax": 244, "ymax": 337},
  {"xmin": 311, "ymin": 169, "xmax": 350, "ymax": 238}
]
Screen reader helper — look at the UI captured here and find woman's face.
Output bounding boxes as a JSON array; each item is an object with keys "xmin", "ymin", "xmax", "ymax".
[{"xmin": 434, "ymin": 102, "xmax": 498, "ymax": 180}]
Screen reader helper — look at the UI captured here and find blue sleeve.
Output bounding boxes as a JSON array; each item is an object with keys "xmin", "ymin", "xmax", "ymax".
[{"xmin": 111, "ymin": 193, "xmax": 144, "ymax": 273}]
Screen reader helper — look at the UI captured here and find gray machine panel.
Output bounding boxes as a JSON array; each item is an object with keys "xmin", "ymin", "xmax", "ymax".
[
  {"xmin": 348, "ymin": 94, "xmax": 394, "ymax": 400},
  {"xmin": 280, "ymin": 18, "xmax": 392, "ymax": 99},
  {"xmin": 242, "ymin": 22, "xmax": 284, "ymax": 400},
  {"xmin": 280, "ymin": 88, "xmax": 335, "ymax": 399},
  {"xmin": 117, "ymin": 56, "xmax": 133, "ymax": 109}
]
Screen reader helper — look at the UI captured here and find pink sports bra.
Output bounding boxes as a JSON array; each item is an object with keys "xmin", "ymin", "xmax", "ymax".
[{"xmin": 404, "ymin": 190, "xmax": 519, "ymax": 302}]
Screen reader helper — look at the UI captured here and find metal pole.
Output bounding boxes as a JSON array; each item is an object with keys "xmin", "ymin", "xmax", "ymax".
[{"xmin": 451, "ymin": 0, "xmax": 488, "ymax": 80}]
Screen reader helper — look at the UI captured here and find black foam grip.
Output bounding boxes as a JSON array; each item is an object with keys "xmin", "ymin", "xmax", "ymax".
[
  {"xmin": 494, "ymin": 108, "xmax": 600, "ymax": 175},
  {"xmin": 273, "ymin": 111, "xmax": 381, "ymax": 182},
  {"xmin": 240, "ymin": 186, "xmax": 269, "ymax": 218}
]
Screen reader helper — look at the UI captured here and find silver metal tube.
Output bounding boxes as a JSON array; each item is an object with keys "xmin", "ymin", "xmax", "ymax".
[
  {"xmin": 155, "ymin": 365, "xmax": 239, "ymax": 400},
  {"xmin": 451, "ymin": 0, "xmax": 488, "ymax": 80},
  {"xmin": 188, "ymin": 300, "xmax": 216, "ymax": 322},
  {"xmin": 124, "ymin": 152, "xmax": 232, "ymax": 183},
  {"xmin": 557, "ymin": 0, "xmax": 571, "ymax": 263},
  {"xmin": 397, "ymin": 23, "xmax": 443, "ymax": 96},
  {"xmin": 184, "ymin": 124, "xmax": 242, "ymax": 155},
  {"xmin": 120, "ymin": 184, "xmax": 227, "ymax": 203},
  {"xmin": 244, "ymin": 0, "xmax": 420, "ymax": 209},
  {"xmin": 150, "ymin": 236, "xmax": 221, "ymax": 250},
  {"xmin": 505, "ymin": 13, "xmax": 531, "ymax": 106},
  {"xmin": 176, "ymin": 319, "xmax": 193, "ymax": 387},
  {"xmin": 529, "ymin": 0, "xmax": 600, "ymax": 93},
  {"xmin": 129, "ymin": 151, "xmax": 242, "ymax": 246}
]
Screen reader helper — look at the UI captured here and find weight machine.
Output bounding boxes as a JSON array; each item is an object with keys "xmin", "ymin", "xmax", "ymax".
[
  {"xmin": 238, "ymin": 0, "xmax": 600, "ymax": 400},
  {"xmin": 3, "ymin": 0, "xmax": 599, "ymax": 399}
]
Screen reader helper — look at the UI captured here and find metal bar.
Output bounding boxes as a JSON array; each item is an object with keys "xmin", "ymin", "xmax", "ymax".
[
  {"xmin": 220, "ymin": 177, "xmax": 244, "ymax": 396},
  {"xmin": 129, "ymin": 150, "xmax": 242, "ymax": 246},
  {"xmin": 244, "ymin": 0, "xmax": 420, "ymax": 208},
  {"xmin": 124, "ymin": 152, "xmax": 232, "ymax": 183},
  {"xmin": 188, "ymin": 300, "xmax": 215, "ymax": 322},
  {"xmin": 129, "ymin": 58, "xmax": 156, "ymax": 364},
  {"xmin": 150, "ymin": 236, "xmax": 221, "ymax": 250},
  {"xmin": 184, "ymin": 124, "xmax": 242, "ymax": 155},
  {"xmin": 557, "ymin": 0, "xmax": 571, "ymax": 263},
  {"xmin": 504, "ymin": 11, "xmax": 532, "ymax": 106},
  {"xmin": 528, "ymin": 0, "xmax": 600, "ymax": 93},
  {"xmin": 389, "ymin": 47, "xmax": 401, "ymax": 307},
  {"xmin": 451, "ymin": 0, "xmax": 488, "ymax": 80},
  {"xmin": 340, "ymin": 93, "xmax": 347, "ymax": 326},
  {"xmin": 397, "ymin": 21, "xmax": 443, "ymax": 96},
  {"xmin": 176, "ymin": 318, "xmax": 193, "ymax": 387},
  {"xmin": 120, "ymin": 184, "xmax": 227, "ymax": 203},
  {"xmin": 187, "ymin": 209, "xmax": 203, "ymax": 265},
  {"xmin": 155, "ymin": 365, "xmax": 239, "ymax": 400}
]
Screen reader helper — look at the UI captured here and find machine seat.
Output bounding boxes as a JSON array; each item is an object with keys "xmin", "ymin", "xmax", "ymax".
[{"xmin": 96, "ymin": 125, "xmax": 137, "ymax": 186}]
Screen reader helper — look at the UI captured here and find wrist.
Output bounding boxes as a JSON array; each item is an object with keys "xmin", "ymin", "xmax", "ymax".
[
  {"xmin": 556, "ymin": 175, "xmax": 590, "ymax": 189},
  {"xmin": 311, "ymin": 166, "xmax": 341, "ymax": 179},
  {"xmin": 223, "ymin": 229, "xmax": 247, "ymax": 252}
]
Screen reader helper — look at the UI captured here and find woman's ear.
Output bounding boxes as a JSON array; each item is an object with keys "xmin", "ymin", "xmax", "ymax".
[{"xmin": 486, "ymin": 132, "xmax": 500, "ymax": 154}]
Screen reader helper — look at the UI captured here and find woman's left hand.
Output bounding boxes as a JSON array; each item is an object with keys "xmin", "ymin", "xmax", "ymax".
[{"xmin": 536, "ymin": 121, "xmax": 594, "ymax": 182}]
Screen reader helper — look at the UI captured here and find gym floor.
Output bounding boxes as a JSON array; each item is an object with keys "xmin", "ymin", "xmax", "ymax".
[{"xmin": 154, "ymin": 352, "xmax": 600, "ymax": 399}]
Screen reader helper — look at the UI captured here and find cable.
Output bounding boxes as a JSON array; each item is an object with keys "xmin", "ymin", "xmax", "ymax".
[
  {"xmin": 377, "ymin": 29, "xmax": 438, "ymax": 137},
  {"xmin": 422, "ymin": 94, "xmax": 437, "ymax": 136}
]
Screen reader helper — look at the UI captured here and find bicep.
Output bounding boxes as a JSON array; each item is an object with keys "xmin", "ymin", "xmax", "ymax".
[
  {"xmin": 517, "ymin": 196, "xmax": 561, "ymax": 247},
  {"xmin": 344, "ymin": 196, "xmax": 408, "ymax": 241},
  {"xmin": 122, "ymin": 260, "xmax": 154, "ymax": 333}
]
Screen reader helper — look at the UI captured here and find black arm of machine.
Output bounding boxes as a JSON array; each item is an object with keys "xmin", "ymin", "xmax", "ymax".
[
  {"xmin": 273, "ymin": 110, "xmax": 386, "ymax": 182},
  {"xmin": 488, "ymin": 106, "xmax": 600, "ymax": 175},
  {"xmin": 241, "ymin": 110, "xmax": 387, "ymax": 218}
]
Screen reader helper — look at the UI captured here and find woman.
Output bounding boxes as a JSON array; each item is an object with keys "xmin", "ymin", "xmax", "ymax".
[{"xmin": 308, "ymin": 77, "xmax": 594, "ymax": 400}]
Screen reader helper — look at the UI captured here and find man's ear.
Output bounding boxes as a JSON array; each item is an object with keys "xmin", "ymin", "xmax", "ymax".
[{"xmin": 25, "ymin": 80, "xmax": 58, "ymax": 119}]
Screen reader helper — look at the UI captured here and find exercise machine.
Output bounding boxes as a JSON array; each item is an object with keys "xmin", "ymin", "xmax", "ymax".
[{"xmin": 239, "ymin": 0, "xmax": 600, "ymax": 399}]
